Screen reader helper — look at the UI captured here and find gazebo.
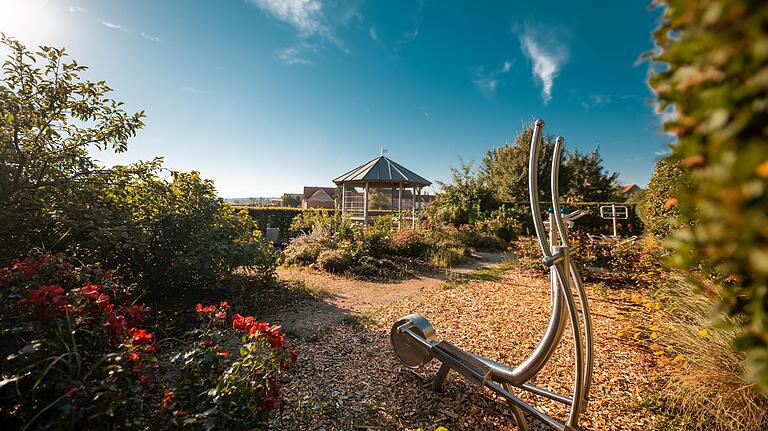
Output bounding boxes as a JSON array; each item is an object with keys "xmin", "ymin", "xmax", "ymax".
[{"xmin": 333, "ymin": 153, "xmax": 432, "ymax": 228}]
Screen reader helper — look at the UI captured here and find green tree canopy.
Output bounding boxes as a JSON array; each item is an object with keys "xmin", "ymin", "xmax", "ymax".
[
  {"xmin": 0, "ymin": 34, "xmax": 145, "ymax": 259},
  {"xmin": 562, "ymin": 147, "xmax": 620, "ymax": 202}
]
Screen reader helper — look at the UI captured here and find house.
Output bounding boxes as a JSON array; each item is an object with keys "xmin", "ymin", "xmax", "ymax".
[
  {"xmin": 301, "ymin": 186, "xmax": 338, "ymax": 209},
  {"xmin": 618, "ymin": 184, "xmax": 642, "ymax": 201}
]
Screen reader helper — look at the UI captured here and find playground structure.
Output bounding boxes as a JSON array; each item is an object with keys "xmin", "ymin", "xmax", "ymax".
[{"xmin": 390, "ymin": 119, "xmax": 594, "ymax": 431}]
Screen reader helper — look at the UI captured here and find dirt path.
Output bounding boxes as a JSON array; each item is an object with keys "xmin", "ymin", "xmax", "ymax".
[
  {"xmin": 269, "ymin": 252, "xmax": 509, "ymax": 339},
  {"xmin": 268, "ymin": 261, "xmax": 662, "ymax": 431}
]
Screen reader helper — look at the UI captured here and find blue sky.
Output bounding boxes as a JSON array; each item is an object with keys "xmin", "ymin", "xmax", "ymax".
[{"xmin": 0, "ymin": 0, "xmax": 669, "ymax": 197}]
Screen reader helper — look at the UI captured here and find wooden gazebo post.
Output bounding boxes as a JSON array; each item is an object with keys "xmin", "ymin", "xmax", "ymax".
[{"xmin": 398, "ymin": 183, "xmax": 403, "ymax": 229}]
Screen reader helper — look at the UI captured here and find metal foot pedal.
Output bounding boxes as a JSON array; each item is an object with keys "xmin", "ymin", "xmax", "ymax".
[{"xmin": 433, "ymin": 341, "xmax": 492, "ymax": 386}]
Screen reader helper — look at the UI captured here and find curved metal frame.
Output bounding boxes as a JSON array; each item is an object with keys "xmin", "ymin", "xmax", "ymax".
[{"xmin": 390, "ymin": 119, "xmax": 594, "ymax": 431}]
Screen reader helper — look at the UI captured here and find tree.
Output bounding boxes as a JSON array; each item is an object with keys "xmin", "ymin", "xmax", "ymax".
[
  {"xmin": 562, "ymin": 147, "xmax": 619, "ymax": 202},
  {"xmin": 649, "ymin": 0, "xmax": 768, "ymax": 392},
  {"xmin": 0, "ymin": 34, "xmax": 144, "ymax": 260},
  {"xmin": 482, "ymin": 122, "xmax": 567, "ymax": 203},
  {"xmin": 426, "ymin": 158, "xmax": 497, "ymax": 225},
  {"xmin": 281, "ymin": 193, "xmax": 302, "ymax": 207}
]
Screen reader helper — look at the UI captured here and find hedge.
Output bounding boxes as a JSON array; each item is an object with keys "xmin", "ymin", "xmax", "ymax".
[
  {"xmin": 231, "ymin": 207, "xmax": 311, "ymax": 241},
  {"xmin": 235, "ymin": 202, "xmax": 643, "ymax": 241}
]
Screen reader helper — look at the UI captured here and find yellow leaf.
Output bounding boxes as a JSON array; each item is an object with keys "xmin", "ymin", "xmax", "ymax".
[{"xmin": 756, "ymin": 160, "xmax": 768, "ymax": 178}]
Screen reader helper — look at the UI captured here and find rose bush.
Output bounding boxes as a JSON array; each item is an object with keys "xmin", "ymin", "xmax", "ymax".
[{"xmin": 0, "ymin": 252, "xmax": 294, "ymax": 430}]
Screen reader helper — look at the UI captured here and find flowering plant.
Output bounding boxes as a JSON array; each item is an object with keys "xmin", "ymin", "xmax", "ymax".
[
  {"xmin": 0, "ymin": 250, "xmax": 158, "ymax": 429},
  {"xmin": 166, "ymin": 302, "xmax": 295, "ymax": 429}
]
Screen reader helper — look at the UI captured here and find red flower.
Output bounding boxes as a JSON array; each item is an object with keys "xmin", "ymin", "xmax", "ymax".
[
  {"xmin": 280, "ymin": 360, "xmax": 290, "ymax": 370},
  {"xmin": 77, "ymin": 284, "xmax": 100, "ymax": 299},
  {"xmin": 219, "ymin": 301, "xmax": 229, "ymax": 308},
  {"xmin": 215, "ymin": 309, "xmax": 227, "ymax": 319},
  {"xmin": 217, "ymin": 351, "xmax": 230, "ymax": 357},
  {"xmin": 196, "ymin": 303, "xmax": 216, "ymax": 314},
  {"xmin": 201, "ymin": 340, "xmax": 216, "ymax": 349},
  {"xmin": 127, "ymin": 352, "xmax": 140, "ymax": 362},
  {"xmin": 290, "ymin": 351, "xmax": 298, "ymax": 363},
  {"xmin": 127, "ymin": 328, "xmax": 153, "ymax": 345}
]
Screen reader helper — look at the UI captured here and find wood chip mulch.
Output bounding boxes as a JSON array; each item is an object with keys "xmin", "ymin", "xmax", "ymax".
[{"xmin": 270, "ymin": 266, "xmax": 665, "ymax": 430}]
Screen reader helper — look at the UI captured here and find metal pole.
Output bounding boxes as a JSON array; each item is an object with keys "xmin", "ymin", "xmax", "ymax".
[
  {"xmin": 364, "ymin": 182, "xmax": 369, "ymax": 227},
  {"xmin": 612, "ymin": 204, "xmax": 618, "ymax": 238}
]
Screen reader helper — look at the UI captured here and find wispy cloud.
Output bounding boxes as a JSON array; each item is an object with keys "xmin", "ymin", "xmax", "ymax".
[
  {"xmin": 369, "ymin": 26, "xmax": 379, "ymax": 42},
  {"xmin": 517, "ymin": 23, "xmax": 569, "ymax": 104},
  {"xmin": 249, "ymin": 0, "xmax": 348, "ymax": 64},
  {"xmin": 181, "ymin": 86, "xmax": 205, "ymax": 95},
  {"xmin": 68, "ymin": 5, "xmax": 87, "ymax": 14},
  {"xmin": 581, "ymin": 93, "xmax": 612, "ymax": 110},
  {"xmin": 140, "ymin": 31, "xmax": 160, "ymax": 42},
  {"xmin": 276, "ymin": 42, "xmax": 316, "ymax": 65},
  {"xmin": 248, "ymin": 0, "xmax": 331, "ymax": 38},
  {"xmin": 98, "ymin": 19, "xmax": 124, "ymax": 31},
  {"xmin": 473, "ymin": 60, "xmax": 515, "ymax": 98}
]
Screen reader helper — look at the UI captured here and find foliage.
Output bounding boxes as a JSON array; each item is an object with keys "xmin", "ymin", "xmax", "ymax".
[
  {"xmin": 316, "ymin": 248, "xmax": 353, "ymax": 273},
  {"xmin": 562, "ymin": 148, "xmax": 620, "ymax": 202},
  {"xmin": 79, "ymin": 163, "xmax": 277, "ymax": 299},
  {"xmin": 0, "ymin": 34, "xmax": 144, "ymax": 261},
  {"xmin": 393, "ymin": 229, "xmax": 429, "ymax": 257},
  {"xmin": 428, "ymin": 246, "xmax": 468, "ymax": 269},
  {"xmin": 482, "ymin": 122, "xmax": 565, "ymax": 204},
  {"xmin": 424, "ymin": 158, "xmax": 497, "ymax": 226},
  {"xmin": 648, "ymin": 0, "xmax": 768, "ymax": 391},
  {"xmin": 280, "ymin": 194, "xmax": 302, "ymax": 208},
  {"xmin": 241, "ymin": 207, "xmax": 331, "ymax": 241},
  {"xmin": 641, "ymin": 159, "xmax": 692, "ymax": 239},
  {"xmin": 0, "ymin": 36, "xmax": 276, "ymax": 301},
  {"xmin": 0, "ymin": 251, "xmax": 158, "ymax": 430},
  {"xmin": 0, "ymin": 252, "xmax": 295, "ymax": 430},
  {"xmin": 167, "ymin": 303, "xmax": 295, "ymax": 430},
  {"xmin": 283, "ymin": 232, "xmax": 325, "ymax": 266}
]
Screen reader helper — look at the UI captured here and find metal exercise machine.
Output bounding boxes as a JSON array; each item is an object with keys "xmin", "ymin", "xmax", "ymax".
[
  {"xmin": 390, "ymin": 119, "xmax": 594, "ymax": 431},
  {"xmin": 587, "ymin": 204, "xmax": 638, "ymax": 244}
]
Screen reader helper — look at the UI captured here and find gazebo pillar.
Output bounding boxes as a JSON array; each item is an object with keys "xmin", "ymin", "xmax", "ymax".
[
  {"xmin": 363, "ymin": 182, "xmax": 369, "ymax": 227},
  {"xmin": 411, "ymin": 186, "xmax": 416, "ymax": 229},
  {"xmin": 341, "ymin": 184, "xmax": 346, "ymax": 218},
  {"xmin": 398, "ymin": 183, "xmax": 403, "ymax": 230}
]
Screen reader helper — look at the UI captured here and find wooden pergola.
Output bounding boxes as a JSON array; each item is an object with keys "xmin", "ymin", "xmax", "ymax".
[{"xmin": 333, "ymin": 154, "xmax": 432, "ymax": 228}]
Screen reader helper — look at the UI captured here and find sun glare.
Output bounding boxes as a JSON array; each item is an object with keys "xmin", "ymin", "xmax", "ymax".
[{"xmin": 0, "ymin": 0, "xmax": 59, "ymax": 45}]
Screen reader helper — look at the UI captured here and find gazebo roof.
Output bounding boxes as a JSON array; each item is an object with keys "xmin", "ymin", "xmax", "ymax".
[{"xmin": 333, "ymin": 156, "xmax": 431, "ymax": 187}]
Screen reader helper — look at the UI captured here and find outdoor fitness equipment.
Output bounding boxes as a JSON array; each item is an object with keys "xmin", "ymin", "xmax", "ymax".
[
  {"xmin": 587, "ymin": 204, "xmax": 638, "ymax": 244},
  {"xmin": 390, "ymin": 119, "xmax": 594, "ymax": 431}
]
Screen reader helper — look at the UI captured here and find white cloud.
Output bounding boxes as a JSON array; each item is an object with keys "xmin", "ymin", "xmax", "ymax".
[
  {"xmin": 276, "ymin": 43, "xmax": 316, "ymax": 65},
  {"xmin": 68, "ymin": 6, "xmax": 87, "ymax": 13},
  {"xmin": 369, "ymin": 26, "xmax": 378, "ymax": 42},
  {"xmin": 98, "ymin": 19, "xmax": 123, "ymax": 30},
  {"xmin": 249, "ymin": 0, "xmax": 326, "ymax": 36},
  {"xmin": 517, "ymin": 24, "xmax": 569, "ymax": 104},
  {"xmin": 181, "ymin": 86, "xmax": 205, "ymax": 95},
  {"xmin": 581, "ymin": 93, "xmax": 612, "ymax": 110},
  {"xmin": 473, "ymin": 60, "xmax": 515, "ymax": 98},
  {"xmin": 140, "ymin": 31, "xmax": 160, "ymax": 42}
]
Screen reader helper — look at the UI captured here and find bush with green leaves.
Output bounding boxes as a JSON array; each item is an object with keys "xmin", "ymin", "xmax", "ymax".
[
  {"xmin": 649, "ymin": 0, "xmax": 768, "ymax": 392},
  {"xmin": 641, "ymin": 159, "xmax": 692, "ymax": 239},
  {"xmin": 316, "ymin": 248, "xmax": 354, "ymax": 273},
  {"xmin": 0, "ymin": 35, "xmax": 276, "ymax": 300}
]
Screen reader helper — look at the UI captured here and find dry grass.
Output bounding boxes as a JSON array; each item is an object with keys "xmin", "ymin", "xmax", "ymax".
[{"xmin": 655, "ymin": 278, "xmax": 768, "ymax": 431}]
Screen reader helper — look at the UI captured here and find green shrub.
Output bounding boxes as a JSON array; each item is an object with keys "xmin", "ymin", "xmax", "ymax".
[
  {"xmin": 641, "ymin": 160, "xmax": 692, "ymax": 239},
  {"xmin": 648, "ymin": 0, "xmax": 768, "ymax": 392},
  {"xmin": 316, "ymin": 248, "xmax": 353, "ymax": 273},
  {"xmin": 283, "ymin": 233, "xmax": 324, "ymax": 266},
  {"xmin": 393, "ymin": 229, "xmax": 429, "ymax": 257}
]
